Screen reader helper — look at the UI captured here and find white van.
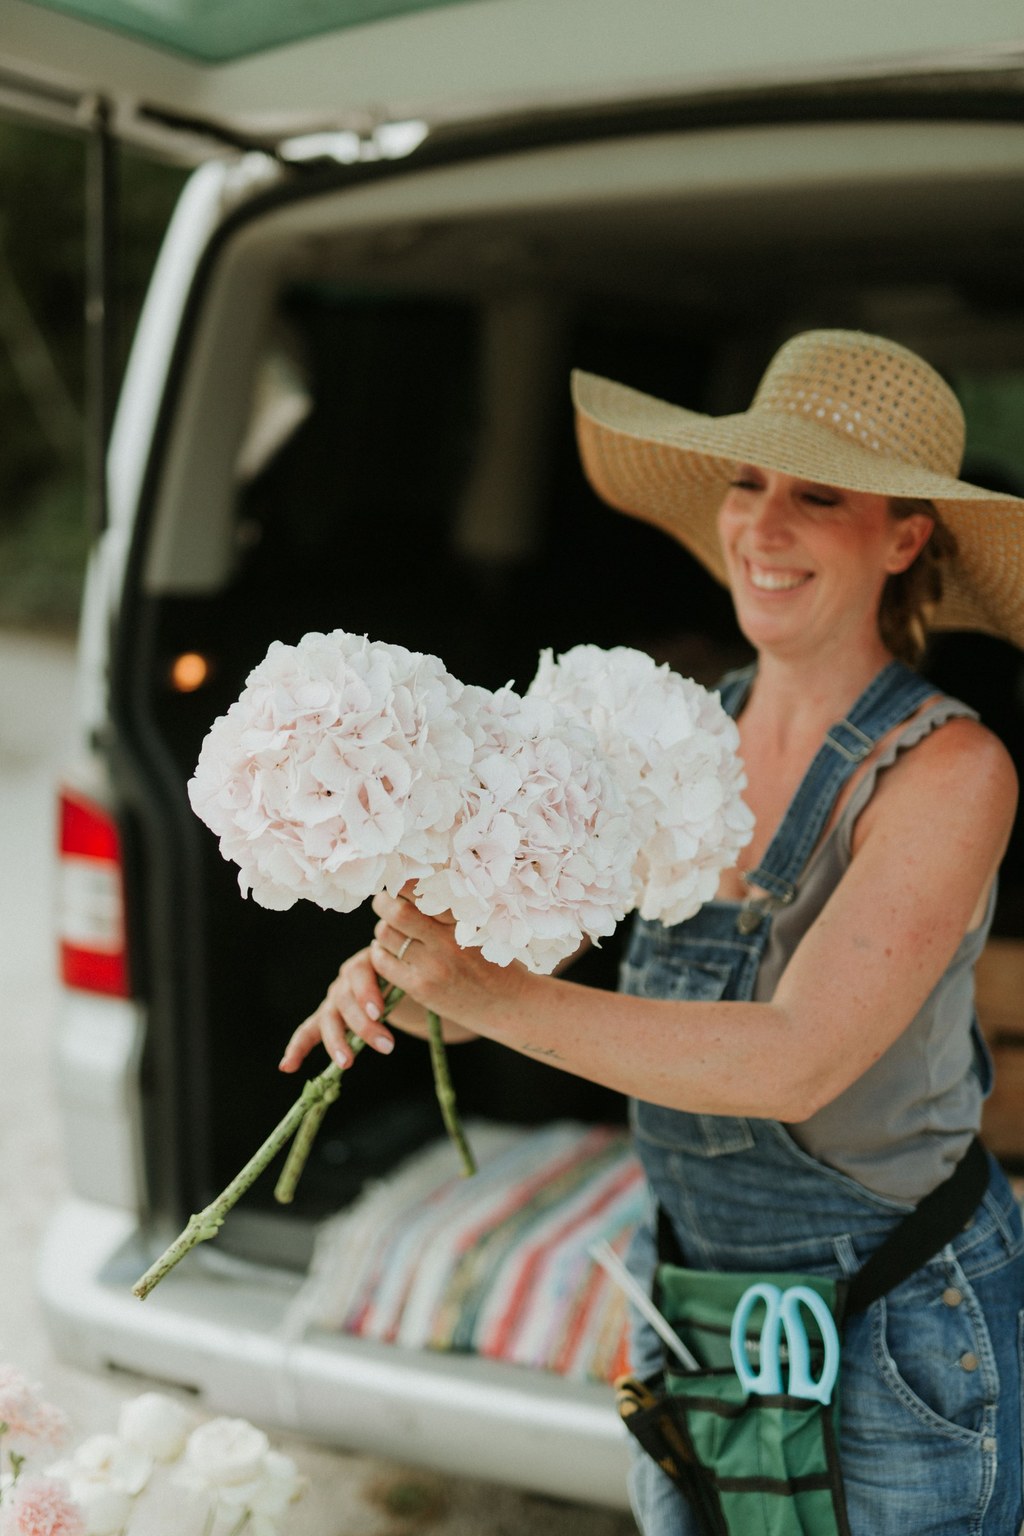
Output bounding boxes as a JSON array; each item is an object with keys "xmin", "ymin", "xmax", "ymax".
[{"xmin": 6, "ymin": 0, "xmax": 1024, "ymax": 1508}]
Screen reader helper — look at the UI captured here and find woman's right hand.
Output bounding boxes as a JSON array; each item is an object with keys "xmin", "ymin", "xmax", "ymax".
[{"xmin": 278, "ymin": 945, "xmax": 478, "ymax": 1075}]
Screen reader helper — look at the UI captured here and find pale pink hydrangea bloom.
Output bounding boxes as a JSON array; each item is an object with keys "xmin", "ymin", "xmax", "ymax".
[
  {"xmin": 0, "ymin": 1475, "xmax": 85, "ymax": 1536},
  {"xmin": 528, "ymin": 645, "xmax": 754, "ymax": 925},
  {"xmin": 187, "ymin": 631, "xmax": 474, "ymax": 913},
  {"xmin": 189, "ymin": 632, "xmax": 752, "ymax": 968},
  {"xmin": 416, "ymin": 685, "xmax": 637, "ymax": 972},
  {"xmin": 0, "ymin": 1369, "xmax": 68, "ymax": 1458}
]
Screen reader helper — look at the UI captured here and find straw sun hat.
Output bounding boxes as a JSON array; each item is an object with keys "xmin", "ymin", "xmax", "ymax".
[{"xmin": 573, "ymin": 329, "xmax": 1024, "ymax": 648}]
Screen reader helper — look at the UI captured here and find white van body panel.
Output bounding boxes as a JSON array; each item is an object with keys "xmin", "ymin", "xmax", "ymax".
[
  {"xmin": 3, "ymin": 0, "xmax": 1023, "ymax": 155},
  {"xmin": 39, "ymin": 1201, "xmax": 631, "ymax": 1505}
]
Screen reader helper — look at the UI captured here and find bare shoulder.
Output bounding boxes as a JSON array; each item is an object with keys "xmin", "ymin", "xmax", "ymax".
[{"xmin": 866, "ymin": 713, "xmax": 1018, "ymax": 841}]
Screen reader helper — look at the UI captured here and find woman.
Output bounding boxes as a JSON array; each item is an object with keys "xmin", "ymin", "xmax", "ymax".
[{"xmin": 281, "ymin": 329, "xmax": 1024, "ymax": 1533}]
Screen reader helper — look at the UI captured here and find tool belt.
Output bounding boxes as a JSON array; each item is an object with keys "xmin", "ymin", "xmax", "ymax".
[{"xmin": 617, "ymin": 1137, "xmax": 989, "ymax": 1536}]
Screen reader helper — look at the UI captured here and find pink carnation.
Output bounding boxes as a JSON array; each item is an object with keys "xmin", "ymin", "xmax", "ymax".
[
  {"xmin": 0, "ymin": 1368, "xmax": 68, "ymax": 1457},
  {"xmin": 0, "ymin": 1476, "xmax": 85, "ymax": 1536}
]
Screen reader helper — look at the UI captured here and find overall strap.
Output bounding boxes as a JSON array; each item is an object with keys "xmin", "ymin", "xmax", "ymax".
[
  {"xmin": 732, "ymin": 660, "xmax": 937, "ymax": 906},
  {"xmin": 717, "ymin": 664, "xmax": 756, "ymax": 719}
]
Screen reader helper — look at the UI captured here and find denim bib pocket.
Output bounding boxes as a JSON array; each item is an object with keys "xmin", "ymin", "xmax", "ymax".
[
  {"xmin": 624, "ymin": 943, "xmax": 757, "ymax": 1158},
  {"xmin": 624, "ymin": 955, "xmax": 732, "ymax": 1002}
]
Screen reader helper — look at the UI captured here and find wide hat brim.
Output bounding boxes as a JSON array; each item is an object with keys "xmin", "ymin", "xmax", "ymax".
[{"xmin": 573, "ymin": 368, "xmax": 1024, "ymax": 650}]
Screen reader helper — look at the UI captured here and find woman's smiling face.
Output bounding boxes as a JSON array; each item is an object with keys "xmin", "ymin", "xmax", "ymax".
[{"xmin": 717, "ymin": 465, "xmax": 932, "ymax": 660}]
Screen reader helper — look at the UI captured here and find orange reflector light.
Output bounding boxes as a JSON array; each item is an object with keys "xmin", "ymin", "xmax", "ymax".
[{"xmin": 170, "ymin": 652, "xmax": 210, "ymax": 692}]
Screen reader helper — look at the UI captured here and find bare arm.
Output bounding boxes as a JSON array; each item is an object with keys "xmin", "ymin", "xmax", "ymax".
[{"xmin": 315, "ymin": 718, "xmax": 1015, "ymax": 1120}]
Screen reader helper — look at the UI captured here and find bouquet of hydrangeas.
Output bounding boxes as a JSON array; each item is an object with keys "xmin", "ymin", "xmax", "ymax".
[
  {"xmin": 133, "ymin": 632, "xmax": 752, "ymax": 1300},
  {"xmin": 0, "ymin": 1367, "xmax": 304, "ymax": 1536}
]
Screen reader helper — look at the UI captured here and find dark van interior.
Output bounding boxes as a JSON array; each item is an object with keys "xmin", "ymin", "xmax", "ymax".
[{"xmin": 120, "ymin": 136, "xmax": 1024, "ymax": 1265}]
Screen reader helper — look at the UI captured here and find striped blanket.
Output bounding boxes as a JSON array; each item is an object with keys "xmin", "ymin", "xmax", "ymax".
[{"xmin": 300, "ymin": 1120, "xmax": 644, "ymax": 1382}]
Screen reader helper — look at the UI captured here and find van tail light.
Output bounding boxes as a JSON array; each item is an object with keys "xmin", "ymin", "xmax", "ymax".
[{"xmin": 57, "ymin": 787, "xmax": 131, "ymax": 998}]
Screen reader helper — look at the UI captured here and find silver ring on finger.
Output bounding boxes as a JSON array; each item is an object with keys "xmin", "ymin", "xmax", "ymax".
[{"xmin": 397, "ymin": 936, "xmax": 413, "ymax": 962}]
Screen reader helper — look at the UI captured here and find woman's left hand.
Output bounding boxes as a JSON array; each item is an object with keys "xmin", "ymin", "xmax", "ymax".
[{"xmin": 367, "ymin": 883, "xmax": 525, "ymax": 1042}]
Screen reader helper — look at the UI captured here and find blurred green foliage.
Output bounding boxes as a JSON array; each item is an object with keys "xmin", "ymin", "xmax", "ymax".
[{"xmin": 0, "ymin": 118, "xmax": 187, "ymax": 630}]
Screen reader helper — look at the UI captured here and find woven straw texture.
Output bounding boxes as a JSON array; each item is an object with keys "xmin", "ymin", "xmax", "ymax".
[{"xmin": 573, "ymin": 330, "xmax": 1024, "ymax": 648}]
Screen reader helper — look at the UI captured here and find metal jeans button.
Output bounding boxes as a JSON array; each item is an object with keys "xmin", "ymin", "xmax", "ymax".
[
  {"xmin": 942, "ymin": 1287, "xmax": 964, "ymax": 1308},
  {"xmin": 959, "ymin": 1352, "xmax": 979, "ymax": 1372}
]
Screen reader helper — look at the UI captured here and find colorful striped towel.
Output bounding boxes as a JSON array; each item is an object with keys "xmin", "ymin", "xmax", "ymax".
[{"xmin": 297, "ymin": 1120, "xmax": 644, "ymax": 1383}]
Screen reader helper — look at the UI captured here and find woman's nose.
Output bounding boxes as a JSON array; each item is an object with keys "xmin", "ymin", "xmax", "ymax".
[{"xmin": 748, "ymin": 489, "xmax": 793, "ymax": 543}]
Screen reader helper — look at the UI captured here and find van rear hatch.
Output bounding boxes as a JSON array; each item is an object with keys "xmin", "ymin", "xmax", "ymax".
[{"xmin": 4, "ymin": 0, "xmax": 1024, "ymax": 159}]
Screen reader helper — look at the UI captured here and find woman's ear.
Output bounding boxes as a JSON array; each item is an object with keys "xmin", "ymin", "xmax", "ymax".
[{"xmin": 886, "ymin": 513, "xmax": 934, "ymax": 574}]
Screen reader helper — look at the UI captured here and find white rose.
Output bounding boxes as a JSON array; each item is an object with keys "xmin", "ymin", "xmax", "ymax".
[
  {"xmin": 216, "ymin": 1450, "xmax": 306, "ymax": 1536},
  {"xmin": 181, "ymin": 1418, "xmax": 270, "ymax": 1490},
  {"xmin": 48, "ymin": 1433, "xmax": 152, "ymax": 1501},
  {"xmin": 117, "ymin": 1393, "xmax": 191, "ymax": 1462},
  {"xmin": 73, "ymin": 1433, "xmax": 152, "ymax": 1496}
]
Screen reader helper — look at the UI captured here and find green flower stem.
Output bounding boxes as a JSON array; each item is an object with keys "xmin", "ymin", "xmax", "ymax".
[
  {"xmin": 273, "ymin": 1037, "xmax": 363, "ymax": 1204},
  {"xmin": 427, "ymin": 1010, "xmax": 476, "ymax": 1176},
  {"xmin": 273, "ymin": 981, "xmax": 403, "ymax": 1204},
  {"xmin": 132, "ymin": 1058, "xmax": 353, "ymax": 1299},
  {"xmin": 133, "ymin": 983, "xmax": 407, "ymax": 1296},
  {"xmin": 131, "ymin": 983, "xmax": 476, "ymax": 1300}
]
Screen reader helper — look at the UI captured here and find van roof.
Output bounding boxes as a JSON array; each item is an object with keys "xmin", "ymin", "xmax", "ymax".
[{"xmin": 4, "ymin": 0, "xmax": 1024, "ymax": 159}]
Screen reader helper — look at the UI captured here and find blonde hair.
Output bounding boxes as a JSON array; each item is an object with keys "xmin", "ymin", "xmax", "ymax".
[{"xmin": 880, "ymin": 498, "xmax": 958, "ymax": 668}]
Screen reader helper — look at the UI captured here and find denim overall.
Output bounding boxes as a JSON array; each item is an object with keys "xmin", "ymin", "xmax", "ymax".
[{"xmin": 622, "ymin": 662, "xmax": 1024, "ymax": 1536}]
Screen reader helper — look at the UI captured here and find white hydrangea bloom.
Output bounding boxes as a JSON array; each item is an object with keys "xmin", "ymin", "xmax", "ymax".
[
  {"xmin": 415, "ymin": 685, "xmax": 638, "ymax": 972},
  {"xmin": 187, "ymin": 631, "xmax": 474, "ymax": 913},
  {"xmin": 528, "ymin": 645, "xmax": 754, "ymax": 926}
]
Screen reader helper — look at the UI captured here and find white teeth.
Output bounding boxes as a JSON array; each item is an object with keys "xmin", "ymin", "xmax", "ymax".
[{"xmin": 748, "ymin": 565, "xmax": 809, "ymax": 592}]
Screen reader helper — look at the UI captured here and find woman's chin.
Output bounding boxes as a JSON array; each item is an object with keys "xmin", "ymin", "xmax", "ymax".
[{"xmin": 733, "ymin": 605, "xmax": 814, "ymax": 656}]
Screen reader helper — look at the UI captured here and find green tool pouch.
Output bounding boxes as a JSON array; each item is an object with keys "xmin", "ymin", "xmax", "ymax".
[
  {"xmin": 616, "ymin": 1137, "xmax": 989, "ymax": 1536},
  {"xmin": 617, "ymin": 1266, "xmax": 849, "ymax": 1536}
]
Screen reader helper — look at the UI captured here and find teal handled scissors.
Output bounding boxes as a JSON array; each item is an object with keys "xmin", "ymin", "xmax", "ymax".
[{"xmin": 729, "ymin": 1282, "xmax": 840, "ymax": 1405}]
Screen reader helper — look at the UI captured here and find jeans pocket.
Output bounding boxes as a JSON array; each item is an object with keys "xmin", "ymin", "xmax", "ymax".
[{"xmin": 872, "ymin": 1272, "xmax": 993, "ymax": 1442}]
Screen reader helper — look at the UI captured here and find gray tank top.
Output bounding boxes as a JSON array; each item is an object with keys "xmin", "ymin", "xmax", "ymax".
[{"xmin": 753, "ymin": 697, "xmax": 995, "ymax": 1202}]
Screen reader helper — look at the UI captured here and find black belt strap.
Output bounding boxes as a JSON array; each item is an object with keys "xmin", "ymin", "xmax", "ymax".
[{"xmin": 844, "ymin": 1136, "xmax": 989, "ymax": 1315}]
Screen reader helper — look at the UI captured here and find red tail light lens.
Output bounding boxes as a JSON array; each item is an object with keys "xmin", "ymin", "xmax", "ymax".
[{"xmin": 57, "ymin": 787, "xmax": 131, "ymax": 997}]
